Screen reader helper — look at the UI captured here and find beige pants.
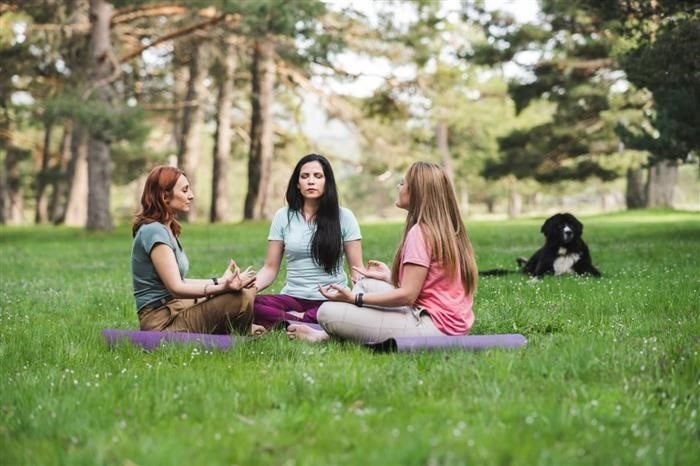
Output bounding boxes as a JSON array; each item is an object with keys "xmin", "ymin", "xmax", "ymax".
[
  {"xmin": 138, "ymin": 288, "xmax": 255, "ymax": 335},
  {"xmin": 317, "ymin": 278, "xmax": 445, "ymax": 343}
]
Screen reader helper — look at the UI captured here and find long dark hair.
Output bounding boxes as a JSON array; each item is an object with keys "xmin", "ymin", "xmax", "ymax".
[
  {"xmin": 132, "ymin": 165, "xmax": 185, "ymax": 237},
  {"xmin": 285, "ymin": 153, "xmax": 342, "ymax": 274}
]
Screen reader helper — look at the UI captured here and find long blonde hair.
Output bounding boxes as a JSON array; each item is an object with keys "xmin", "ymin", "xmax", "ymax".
[{"xmin": 391, "ymin": 161, "xmax": 478, "ymax": 294}]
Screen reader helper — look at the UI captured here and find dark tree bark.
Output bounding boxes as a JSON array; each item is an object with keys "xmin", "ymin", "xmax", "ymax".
[
  {"xmin": 86, "ymin": 0, "xmax": 115, "ymax": 230},
  {"xmin": 86, "ymin": 136, "xmax": 112, "ymax": 229},
  {"xmin": 0, "ymin": 152, "xmax": 5, "ymax": 224},
  {"xmin": 0, "ymin": 114, "xmax": 8, "ymax": 224},
  {"xmin": 210, "ymin": 38, "xmax": 237, "ymax": 223},
  {"xmin": 49, "ymin": 121, "xmax": 73, "ymax": 223},
  {"xmin": 171, "ymin": 42, "xmax": 189, "ymax": 154},
  {"xmin": 4, "ymin": 147, "xmax": 25, "ymax": 225},
  {"xmin": 244, "ymin": 38, "xmax": 275, "ymax": 220},
  {"xmin": 625, "ymin": 167, "xmax": 647, "ymax": 209},
  {"xmin": 34, "ymin": 121, "xmax": 54, "ymax": 223},
  {"xmin": 177, "ymin": 39, "xmax": 208, "ymax": 222}
]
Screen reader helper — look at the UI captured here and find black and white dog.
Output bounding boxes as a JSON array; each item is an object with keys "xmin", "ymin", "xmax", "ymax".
[{"xmin": 517, "ymin": 213, "xmax": 601, "ymax": 278}]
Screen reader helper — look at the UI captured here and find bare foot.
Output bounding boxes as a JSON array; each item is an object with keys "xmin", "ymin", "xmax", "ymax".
[
  {"xmin": 286, "ymin": 324, "xmax": 330, "ymax": 343},
  {"xmin": 250, "ymin": 324, "xmax": 267, "ymax": 336}
]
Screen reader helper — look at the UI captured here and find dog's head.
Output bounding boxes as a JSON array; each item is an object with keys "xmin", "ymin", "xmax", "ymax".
[{"xmin": 541, "ymin": 213, "xmax": 583, "ymax": 245}]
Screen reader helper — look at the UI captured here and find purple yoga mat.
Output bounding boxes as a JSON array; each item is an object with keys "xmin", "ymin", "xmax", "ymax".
[
  {"xmin": 365, "ymin": 334, "xmax": 527, "ymax": 352},
  {"xmin": 282, "ymin": 321, "xmax": 527, "ymax": 352},
  {"xmin": 103, "ymin": 327, "xmax": 527, "ymax": 353},
  {"xmin": 102, "ymin": 329, "xmax": 248, "ymax": 351}
]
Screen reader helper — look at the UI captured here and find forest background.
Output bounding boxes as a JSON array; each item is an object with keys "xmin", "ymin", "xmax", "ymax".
[{"xmin": 0, "ymin": 0, "xmax": 698, "ymax": 229}]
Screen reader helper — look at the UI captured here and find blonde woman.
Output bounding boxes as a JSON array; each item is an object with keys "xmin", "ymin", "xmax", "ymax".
[{"xmin": 288, "ymin": 161, "xmax": 478, "ymax": 343}]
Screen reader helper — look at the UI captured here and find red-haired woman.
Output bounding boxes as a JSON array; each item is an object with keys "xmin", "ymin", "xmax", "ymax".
[{"xmin": 131, "ymin": 165, "xmax": 260, "ymax": 335}]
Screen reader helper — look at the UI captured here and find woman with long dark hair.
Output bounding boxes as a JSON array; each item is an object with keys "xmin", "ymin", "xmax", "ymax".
[
  {"xmin": 287, "ymin": 161, "xmax": 478, "ymax": 343},
  {"xmin": 252, "ymin": 154, "xmax": 364, "ymax": 328},
  {"xmin": 131, "ymin": 165, "xmax": 259, "ymax": 335}
]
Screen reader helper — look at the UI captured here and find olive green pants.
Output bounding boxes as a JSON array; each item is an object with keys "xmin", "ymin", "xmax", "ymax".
[{"xmin": 138, "ymin": 288, "xmax": 255, "ymax": 335}]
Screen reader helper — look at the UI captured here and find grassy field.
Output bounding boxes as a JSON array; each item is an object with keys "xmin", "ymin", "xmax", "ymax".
[{"xmin": 0, "ymin": 209, "xmax": 698, "ymax": 465}]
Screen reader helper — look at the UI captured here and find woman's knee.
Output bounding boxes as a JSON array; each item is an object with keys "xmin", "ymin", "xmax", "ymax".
[
  {"xmin": 317, "ymin": 301, "xmax": 348, "ymax": 325},
  {"xmin": 218, "ymin": 290, "xmax": 255, "ymax": 316}
]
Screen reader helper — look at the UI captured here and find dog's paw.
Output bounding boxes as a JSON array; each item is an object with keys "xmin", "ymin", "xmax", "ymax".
[{"xmin": 516, "ymin": 256, "xmax": 528, "ymax": 268}]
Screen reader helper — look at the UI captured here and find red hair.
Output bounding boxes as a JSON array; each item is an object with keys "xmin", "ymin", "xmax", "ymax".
[{"xmin": 132, "ymin": 165, "xmax": 186, "ymax": 237}]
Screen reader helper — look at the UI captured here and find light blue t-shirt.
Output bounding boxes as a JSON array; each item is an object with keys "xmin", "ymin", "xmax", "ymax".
[
  {"xmin": 269, "ymin": 207, "xmax": 362, "ymax": 300},
  {"xmin": 131, "ymin": 222, "xmax": 189, "ymax": 311}
]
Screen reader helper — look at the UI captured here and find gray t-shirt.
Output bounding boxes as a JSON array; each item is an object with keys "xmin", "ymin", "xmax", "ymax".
[
  {"xmin": 269, "ymin": 207, "xmax": 362, "ymax": 300},
  {"xmin": 131, "ymin": 221, "xmax": 189, "ymax": 311}
]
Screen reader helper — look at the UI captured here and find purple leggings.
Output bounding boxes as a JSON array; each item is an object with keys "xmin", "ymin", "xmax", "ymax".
[{"xmin": 253, "ymin": 294, "xmax": 324, "ymax": 329}]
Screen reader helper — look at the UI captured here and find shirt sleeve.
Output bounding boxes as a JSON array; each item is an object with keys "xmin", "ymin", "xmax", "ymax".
[
  {"xmin": 140, "ymin": 223, "xmax": 173, "ymax": 255},
  {"xmin": 268, "ymin": 207, "xmax": 287, "ymax": 241},
  {"xmin": 340, "ymin": 207, "xmax": 362, "ymax": 242},
  {"xmin": 401, "ymin": 224, "xmax": 430, "ymax": 268}
]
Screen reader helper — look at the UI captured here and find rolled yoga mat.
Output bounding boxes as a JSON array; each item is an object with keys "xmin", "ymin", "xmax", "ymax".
[
  {"xmin": 282, "ymin": 321, "xmax": 527, "ymax": 352},
  {"xmin": 101, "ymin": 329, "xmax": 249, "ymax": 351},
  {"xmin": 364, "ymin": 333, "xmax": 528, "ymax": 352}
]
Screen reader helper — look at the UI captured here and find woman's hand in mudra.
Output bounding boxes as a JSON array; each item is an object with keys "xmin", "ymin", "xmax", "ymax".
[
  {"xmin": 221, "ymin": 259, "xmax": 240, "ymax": 284},
  {"xmin": 225, "ymin": 266, "xmax": 256, "ymax": 291},
  {"xmin": 353, "ymin": 260, "xmax": 391, "ymax": 283},
  {"xmin": 318, "ymin": 283, "xmax": 354, "ymax": 304}
]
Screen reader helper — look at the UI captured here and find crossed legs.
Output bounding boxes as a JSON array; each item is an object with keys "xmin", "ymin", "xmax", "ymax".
[{"xmin": 287, "ymin": 278, "xmax": 444, "ymax": 343}]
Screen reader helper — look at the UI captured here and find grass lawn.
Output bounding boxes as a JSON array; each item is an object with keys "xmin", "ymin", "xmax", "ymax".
[{"xmin": 0, "ymin": 209, "xmax": 698, "ymax": 465}]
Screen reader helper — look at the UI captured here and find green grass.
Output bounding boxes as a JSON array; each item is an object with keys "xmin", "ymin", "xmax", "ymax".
[{"xmin": 1, "ymin": 210, "xmax": 698, "ymax": 465}]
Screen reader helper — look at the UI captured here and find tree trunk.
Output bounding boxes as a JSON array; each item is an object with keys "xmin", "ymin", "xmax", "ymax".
[
  {"xmin": 64, "ymin": 123, "xmax": 89, "ymax": 227},
  {"xmin": 435, "ymin": 121, "xmax": 454, "ymax": 185},
  {"xmin": 507, "ymin": 190, "xmax": 522, "ymax": 218},
  {"xmin": 177, "ymin": 40, "xmax": 208, "ymax": 222},
  {"xmin": 646, "ymin": 159, "xmax": 678, "ymax": 208},
  {"xmin": 51, "ymin": 0, "xmax": 89, "ymax": 224},
  {"xmin": 244, "ymin": 38, "xmax": 275, "ymax": 220},
  {"xmin": 49, "ymin": 121, "xmax": 73, "ymax": 223},
  {"xmin": 506, "ymin": 176, "xmax": 521, "ymax": 218},
  {"xmin": 0, "ymin": 151, "xmax": 5, "ymax": 224},
  {"xmin": 625, "ymin": 167, "xmax": 647, "ymax": 209},
  {"xmin": 0, "ymin": 115, "xmax": 8, "ymax": 224},
  {"xmin": 4, "ymin": 147, "xmax": 26, "ymax": 225},
  {"xmin": 210, "ymin": 39, "xmax": 236, "ymax": 223},
  {"xmin": 86, "ymin": 0, "xmax": 114, "ymax": 230},
  {"xmin": 460, "ymin": 188, "xmax": 469, "ymax": 217},
  {"xmin": 34, "ymin": 121, "xmax": 54, "ymax": 224},
  {"xmin": 87, "ymin": 136, "xmax": 112, "ymax": 229},
  {"xmin": 171, "ymin": 42, "xmax": 189, "ymax": 154}
]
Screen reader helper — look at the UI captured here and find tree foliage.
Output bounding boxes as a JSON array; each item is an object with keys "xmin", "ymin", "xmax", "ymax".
[
  {"xmin": 586, "ymin": 0, "xmax": 700, "ymax": 162},
  {"xmin": 467, "ymin": 1, "xmax": 633, "ymax": 184}
]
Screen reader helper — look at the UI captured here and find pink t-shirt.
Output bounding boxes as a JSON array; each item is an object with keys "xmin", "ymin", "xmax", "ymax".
[{"xmin": 399, "ymin": 224, "xmax": 474, "ymax": 335}]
